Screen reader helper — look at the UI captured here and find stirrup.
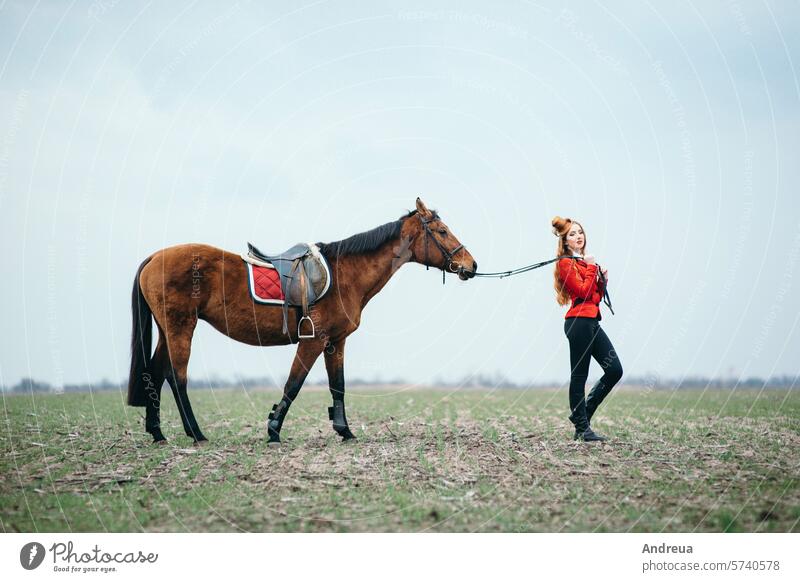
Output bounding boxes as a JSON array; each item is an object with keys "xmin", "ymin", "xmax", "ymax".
[{"xmin": 298, "ymin": 315, "xmax": 315, "ymax": 339}]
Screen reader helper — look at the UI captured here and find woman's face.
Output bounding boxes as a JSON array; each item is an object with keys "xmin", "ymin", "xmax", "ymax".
[{"xmin": 565, "ymin": 223, "xmax": 585, "ymax": 254}]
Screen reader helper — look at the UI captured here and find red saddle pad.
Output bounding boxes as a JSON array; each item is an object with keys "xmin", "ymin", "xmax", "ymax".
[{"xmin": 245, "ymin": 262, "xmax": 284, "ymax": 304}]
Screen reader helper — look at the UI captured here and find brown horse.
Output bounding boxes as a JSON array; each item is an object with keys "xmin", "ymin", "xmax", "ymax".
[{"xmin": 127, "ymin": 198, "xmax": 477, "ymax": 445}]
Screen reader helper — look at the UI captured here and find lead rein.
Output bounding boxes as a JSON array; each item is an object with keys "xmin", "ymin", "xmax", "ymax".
[{"xmin": 471, "ymin": 255, "xmax": 615, "ymax": 314}]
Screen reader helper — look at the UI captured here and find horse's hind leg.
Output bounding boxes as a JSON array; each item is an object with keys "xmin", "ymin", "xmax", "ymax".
[
  {"xmin": 144, "ymin": 336, "xmax": 168, "ymax": 444},
  {"xmin": 163, "ymin": 320, "xmax": 208, "ymax": 443},
  {"xmin": 165, "ymin": 373, "xmax": 206, "ymax": 443}
]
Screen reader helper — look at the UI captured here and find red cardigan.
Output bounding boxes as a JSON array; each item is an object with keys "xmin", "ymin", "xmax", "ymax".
[{"xmin": 558, "ymin": 257, "xmax": 606, "ymax": 319}]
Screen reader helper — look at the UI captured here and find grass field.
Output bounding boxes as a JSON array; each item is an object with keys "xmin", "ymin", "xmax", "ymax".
[{"xmin": 1, "ymin": 386, "xmax": 798, "ymax": 532}]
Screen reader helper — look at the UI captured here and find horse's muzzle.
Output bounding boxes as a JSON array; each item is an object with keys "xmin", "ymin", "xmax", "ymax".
[{"xmin": 457, "ymin": 262, "xmax": 477, "ymax": 280}]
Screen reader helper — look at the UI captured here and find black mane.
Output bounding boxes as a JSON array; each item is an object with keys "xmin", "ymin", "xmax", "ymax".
[{"xmin": 316, "ymin": 208, "xmax": 439, "ymax": 258}]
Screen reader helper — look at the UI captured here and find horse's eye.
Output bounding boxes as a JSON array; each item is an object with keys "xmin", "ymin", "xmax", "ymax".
[{"xmin": 438, "ymin": 229, "xmax": 447, "ymax": 235}]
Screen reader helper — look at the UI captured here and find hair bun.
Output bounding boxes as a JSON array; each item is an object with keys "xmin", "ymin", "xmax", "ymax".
[{"xmin": 551, "ymin": 215, "xmax": 572, "ymax": 237}]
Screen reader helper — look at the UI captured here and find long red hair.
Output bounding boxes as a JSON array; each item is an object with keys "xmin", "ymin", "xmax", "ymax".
[{"xmin": 551, "ymin": 216, "xmax": 586, "ymax": 306}]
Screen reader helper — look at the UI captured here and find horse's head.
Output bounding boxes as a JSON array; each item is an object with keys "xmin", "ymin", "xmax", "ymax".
[{"xmin": 403, "ymin": 197, "xmax": 477, "ymax": 280}]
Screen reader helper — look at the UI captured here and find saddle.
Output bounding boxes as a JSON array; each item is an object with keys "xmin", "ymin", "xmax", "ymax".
[{"xmin": 245, "ymin": 242, "xmax": 332, "ymax": 340}]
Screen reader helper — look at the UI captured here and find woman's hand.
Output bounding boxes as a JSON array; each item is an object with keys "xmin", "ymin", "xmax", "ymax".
[
  {"xmin": 601, "ymin": 267, "xmax": 608, "ymax": 279},
  {"xmin": 584, "ymin": 254, "xmax": 596, "ymax": 265}
]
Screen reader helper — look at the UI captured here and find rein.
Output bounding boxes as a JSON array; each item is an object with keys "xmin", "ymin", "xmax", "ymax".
[
  {"xmin": 473, "ymin": 255, "xmax": 615, "ymax": 315},
  {"xmin": 415, "ymin": 214, "xmax": 614, "ymax": 315},
  {"xmin": 473, "ymin": 255, "xmax": 574, "ymax": 278}
]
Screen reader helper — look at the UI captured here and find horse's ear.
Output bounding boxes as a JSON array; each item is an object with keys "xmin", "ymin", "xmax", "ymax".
[{"xmin": 415, "ymin": 197, "xmax": 431, "ymax": 217}]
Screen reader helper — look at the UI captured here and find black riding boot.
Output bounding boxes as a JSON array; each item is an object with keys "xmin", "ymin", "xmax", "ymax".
[
  {"xmin": 568, "ymin": 405, "xmax": 607, "ymax": 442},
  {"xmin": 585, "ymin": 379, "xmax": 612, "ymax": 424},
  {"xmin": 575, "ymin": 426, "xmax": 607, "ymax": 442}
]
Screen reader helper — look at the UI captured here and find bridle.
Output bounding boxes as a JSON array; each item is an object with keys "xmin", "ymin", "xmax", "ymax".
[{"xmin": 418, "ymin": 213, "xmax": 466, "ymax": 284}]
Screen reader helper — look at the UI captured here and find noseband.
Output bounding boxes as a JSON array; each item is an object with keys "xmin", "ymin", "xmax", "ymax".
[{"xmin": 419, "ymin": 214, "xmax": 465, "ymax": 284}]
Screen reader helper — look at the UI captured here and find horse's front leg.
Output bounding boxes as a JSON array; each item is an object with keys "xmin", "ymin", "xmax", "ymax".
[
  {"xmin": 324, "ymin": 338, "xmax": 356, "ymax": 442},
  {"xmin": 267, "ymin": 339, "xmax": 324, "ymax": 445}
]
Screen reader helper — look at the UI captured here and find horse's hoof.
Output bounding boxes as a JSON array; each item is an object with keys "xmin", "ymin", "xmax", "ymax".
[
  {"xmin": 153, "ymin": 438, "xmax": 168, "ymax": 446},
  {"xmin": 341, "ymin": 435, "xmax": 358, "ymax": 443},
  {"xmin": 193, "ymin": 439, "xmax": 209, "ymax": 447},
  {"xmin": 267, "ymin": 440, "xmax": 281, "ymax": 448}
]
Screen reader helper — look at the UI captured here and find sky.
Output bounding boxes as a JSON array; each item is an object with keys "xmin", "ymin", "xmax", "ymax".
[{"xmin": 1, "ymin": 0, "xmax": 798, "ymax": 390}]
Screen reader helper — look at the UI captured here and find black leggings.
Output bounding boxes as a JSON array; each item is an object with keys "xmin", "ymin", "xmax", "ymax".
[{"xmin": 563, "ymin": 317, "xmax": 623, "ymax": 430}]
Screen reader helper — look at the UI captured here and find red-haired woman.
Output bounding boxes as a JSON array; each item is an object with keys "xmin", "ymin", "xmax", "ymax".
[{"xmin": 552, "ymin": 216, "xmax": 623, "ymax": 442}]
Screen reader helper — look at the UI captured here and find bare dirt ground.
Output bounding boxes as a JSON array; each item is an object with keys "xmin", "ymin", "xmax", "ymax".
[{"xmin": 2, "ymin": 387, "xmax": 798, "ymax": 532}]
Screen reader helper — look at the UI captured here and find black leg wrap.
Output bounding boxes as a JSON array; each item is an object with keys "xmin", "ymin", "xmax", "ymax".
[
  {"xmin": 329, "ymin": 400, "xmax": 356, "ymax": 441},
  {"xmin": 267, "ymin": 402, "xmax": 286, "ymax": 443}
]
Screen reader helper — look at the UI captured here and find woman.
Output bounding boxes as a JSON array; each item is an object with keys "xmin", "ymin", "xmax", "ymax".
[{"xmin": 552, "ymin": 216, "xmax": 623, "ymax": 442}]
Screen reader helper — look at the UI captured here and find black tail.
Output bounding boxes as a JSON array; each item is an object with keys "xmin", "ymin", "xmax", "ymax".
[{"xmin": 127, "ymin": 257, "xmax": 153, "ymax": 406}]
